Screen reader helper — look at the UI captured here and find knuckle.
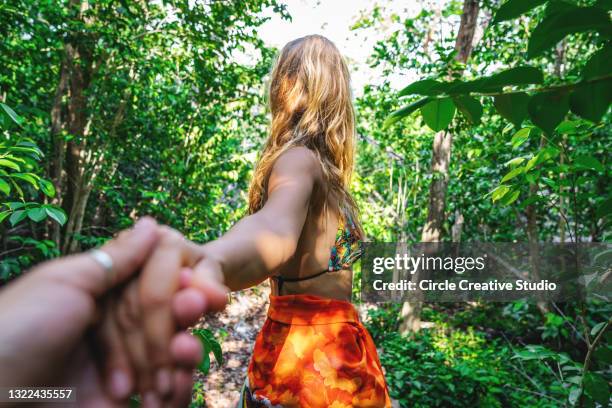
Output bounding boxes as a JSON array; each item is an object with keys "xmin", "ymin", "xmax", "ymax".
[
  {"xmin": 140, "ymin": 287, "xmax": 172, "ymax": 309},
  {"xmin": 115, "ymin": 300, "xmax": 139, "ymax": 332},
  {"xmin": 158, "ymin": 226, "xmax": 183, "ymax": 244}
]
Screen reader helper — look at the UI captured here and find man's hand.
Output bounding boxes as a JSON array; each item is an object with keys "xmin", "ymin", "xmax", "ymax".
[{"xmin": 0, "ymin": 218, "xmax": 220, "ymax": 407}]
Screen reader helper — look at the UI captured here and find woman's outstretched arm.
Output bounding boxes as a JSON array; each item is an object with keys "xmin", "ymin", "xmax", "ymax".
[
  {"xmin": 134, "ymin": 147, "xmax": 321, "ymax": 388},
  {"xmin": 198, "ymin": 146, "xmax": 321, "ymax": 291}
]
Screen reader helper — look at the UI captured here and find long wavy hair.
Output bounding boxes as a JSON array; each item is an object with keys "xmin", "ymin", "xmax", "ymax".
[{"xmin": 247, "ymin": 34, "xmax": 362, "ymax": 237}]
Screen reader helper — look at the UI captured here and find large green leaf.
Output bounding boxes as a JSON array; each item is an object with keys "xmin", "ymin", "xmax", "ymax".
[
  {"xmin": 398, "ymin": 79, "xmax": 444, "ymax": 97},
  {"xmin": 582, "ymin": 45, "xmax": 612, "ymax": 80},
  {"xmin": 494, "ymin": 92, "xmax": 529, "ymax": 127},
  {"xmin": 595, "ymin": 0, "xmax": 612, "ymax": 10},
  {"xmin": 492, "ymin": 0, "xmax": 548, "ymax": 24},
  {"xmin": 528, "ymin": 6, "xmax": 611, "ymax": 59},
  {"xmin": 527, "ymin": 90, "xmax": 569, "ymax": 134},
  {"xmin": 420, "ymin": 98, "xmax": 456, "ymax": 131},
  {"xmin": 453, "ymin": 96, "xmax": 482, "ymax": 124},
  {"xmin": 574, "ymin": 155, "xmax": 605, "ymax": 172},
  {"xmin": 384, "ymin": 97, "xmax": 431, "ymax": 128},
  {"xmin": 480, "ymin": 66, "xmax": 544, "ymax": 90},
  {"xmin": 570, "ymin": 82, "xmax": 611, "ymax": 123}
]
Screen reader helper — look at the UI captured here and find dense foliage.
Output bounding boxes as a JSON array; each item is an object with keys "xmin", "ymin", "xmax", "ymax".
[{"xmin": 1, "ymin": 0, "xmax": 610, "ymax": 406}]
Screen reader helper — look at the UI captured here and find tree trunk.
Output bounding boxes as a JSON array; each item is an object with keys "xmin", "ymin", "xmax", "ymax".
[
  {"xmin": 400, "ymin": 0, "xmax": 480, "ymax": 334},
  {"xmin": 49, "ymin": 55, "xmax": 70, "ymax": 247},
  {"xmin": 60, "ymin": 11, "xmax": 95, "ymax": 253}
]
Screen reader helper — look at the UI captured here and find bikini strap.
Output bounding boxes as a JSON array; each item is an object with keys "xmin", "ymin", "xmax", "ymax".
[{"xmin": 273, "ymin": 269, "xmax": 330, "ymax": 295}]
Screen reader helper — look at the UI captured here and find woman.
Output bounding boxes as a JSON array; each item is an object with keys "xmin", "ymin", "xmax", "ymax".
[
  {"xmin": 122, "ymin": 34, "xmax": 391, "ymax": 407},
  {"xmin": 197, "ymin": 35, "xmax": 390, "ymax": 408}
]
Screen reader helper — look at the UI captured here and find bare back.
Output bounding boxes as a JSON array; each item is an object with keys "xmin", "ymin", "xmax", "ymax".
[{"xmin": 270, "ymin": 166, "xmax": 354, "ymax": 301}]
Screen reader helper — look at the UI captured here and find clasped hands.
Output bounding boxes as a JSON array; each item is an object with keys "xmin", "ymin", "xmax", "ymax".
[{"xmin": 0, "ymin": 217, "xmax": 228, "ymax": 407}]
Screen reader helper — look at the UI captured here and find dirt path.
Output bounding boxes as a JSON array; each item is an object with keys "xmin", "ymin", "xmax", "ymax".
[{"xmin": 193, "ymin": 282, "xmax": 271, "ymax": 407}]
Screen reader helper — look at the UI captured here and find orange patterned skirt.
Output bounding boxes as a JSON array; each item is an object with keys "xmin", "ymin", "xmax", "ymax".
[{"xmin": 242, "ymin": 294, "xmax": 391, "ymax": 408}]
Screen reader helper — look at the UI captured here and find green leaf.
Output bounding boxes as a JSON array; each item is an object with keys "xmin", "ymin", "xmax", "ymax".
[
  {"xmin": 590, "ymin": 321, "xmax": 607, "ymax": 336},
  {"xmin": 491, "ymin": 185, "xmax": 510, "ymax": 202},
  {"xmin": 398, "ymin": 79, "xmax": 444, "ymax": 97},
  {"xmin": 481, "ymin": 66, "xmax": 544, "ymax": 89},
  {"xmin": 492, "ymin": 0, "xmax": 548, "ymax": 24},
  {"xmin": 453, "ymin": 96, "xmax": 482, "ymax": 124},
  {"xmin": 9, "ymin": 209, "xmax": 28, "ymax": 226},
  {"xmin": 528, "ymin": 90, "xmax": 569, "ymax": 134},
  {"xmin": 506, "ymin": 157, "xmax": 526, "ymax": 167},
  {"xmin": 501, "ymin": 166, "xmax": 525, "ymax": 183},
  {"xmin": 198, "ymin": 352, "xmax": 211, "ymax": 375},
  {"xmin": 568, "ymin": 387, "xmax": 582, "ymax": 405},
  {"xmin": 574, "ymin": 155, "xmax": 605, "ymax": 172},
  {"xmin": 0, "ymin": 210, "xmax": 10, "ymax": 223},
  {"xmin": 524, "ymin": 155, "xmax": 539, "ymax": 172},
  {"xmin": 570, "ymin": 82, "xmax": 612, "ymax": 123},
  {"xmin": 500, "ymin": 188, "xmax": 520, "ymax": 205},
  {"xmin": 0, "ymin": 178, "xmax": 10, "ymax": 195},
  {"xmin": 384, "ymin": 97, "xmax": 430, "ymax": 128},
  {"xmin": 193, "ymin": 328, "xmax": 223, "ymax": 375},
  {"xmin": 593, "ymin": 345, "xmax": 612, "ymax": 364},
  {"xmin": 420, "ymin": 98, "xmax": 455, "ymax": 131},
  {"xmin": 510, "ymin": 127, "xmax": 531, "ymax": 149},
  {"xmin": 0, "ymin": 103, "xmax": 23, "ymax": 125},
  {"xmin": 535, "ymin": 146, "xmax": 560, "ymax": 166},
  {"xmin": 27, "ymin": 207, "xmax": 47, "ymax": 222},
  {"xmin": 39, "ymin": 179, "xmax": 56, "ymax": 198},
  {"xmin": 556, "ymin": 120, "xmax": 580, "ymax": 134},
  {"xmin": 583, "ymin": 372, "xmax": 609, "ymax": 404},
  {"xmin": 595, "ymin": 0, "xmax": 612, "ymax": 10},
  {"xmin": 527, "ymin": 6, "xmax": 611, "ymax": 59},
  {"xmin": 7, "ymin": 202, "xmax": 26, "ymax": 210},
  {"xmin": 582, "ymin": 45, "xmax": 612, "ymax": 80},
  {"xmin": 203, "ymin": 330, "xmax": 223, "ymax": 365},
  {"xmin": 0, "ymin": 159, "xmax": 21, "ymax": 171},
  {"xmin": 596, "ymin": 197, "xmax": 612, "ymax": 219},
  {"xmin": 44, "ymin": 206, "xmax": 67, "ymax": 226},
  {"xmin": 494, "ymin": 92, "xmax": 530, "ymax": 127},
  {"xmin": 11, "ymin": 173, "xmax": 39, "ymax": 188}
]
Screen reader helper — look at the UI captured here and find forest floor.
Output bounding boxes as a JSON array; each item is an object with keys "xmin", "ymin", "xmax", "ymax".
[{"xmin": 193, "ymin": 282, "xmax": 271, "ymax": 407}]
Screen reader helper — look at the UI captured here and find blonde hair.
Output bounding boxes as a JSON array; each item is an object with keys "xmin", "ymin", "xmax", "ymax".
[{"xmin": 248, "ymin": 34, "xmax": 362, "ymax": 236}]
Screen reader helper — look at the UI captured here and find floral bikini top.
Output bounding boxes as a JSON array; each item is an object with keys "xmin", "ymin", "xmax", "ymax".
[
  {"xmin": 273, "ymin": 211, "xmax": 364, "ymax": 294},
  {"xmin": 327, "ymin": 213, "xmax": 364, "ymax": 271}
]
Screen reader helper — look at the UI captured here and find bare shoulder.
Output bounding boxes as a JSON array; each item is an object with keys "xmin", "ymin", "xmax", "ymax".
[{"xmin": 272, "ymin": 146, "xmax": 323, "ymax": 182}]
